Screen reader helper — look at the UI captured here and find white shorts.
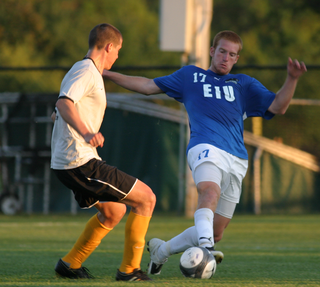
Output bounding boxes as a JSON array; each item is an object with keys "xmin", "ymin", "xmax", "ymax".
[{"xmin": 187, "ymin": 144, "xmax": 248, "ymax": 218}]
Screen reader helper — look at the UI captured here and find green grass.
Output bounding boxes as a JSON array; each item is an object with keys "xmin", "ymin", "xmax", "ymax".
[{"xmin": 0, "ymin": 214, "xmax": 319, "ymax": 286}]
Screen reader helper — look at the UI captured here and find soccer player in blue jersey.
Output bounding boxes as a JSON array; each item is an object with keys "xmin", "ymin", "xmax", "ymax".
[{"xmin": 103, "ymin": 30, "xmax": 307, "ymax": 275}]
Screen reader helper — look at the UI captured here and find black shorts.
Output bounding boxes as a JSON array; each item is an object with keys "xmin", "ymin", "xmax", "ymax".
[{"xmin": 53, "ymin": 159, "xmax": 137, "ymax": 208}]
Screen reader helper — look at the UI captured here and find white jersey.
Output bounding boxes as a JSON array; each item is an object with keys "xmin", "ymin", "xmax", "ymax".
[{"xmin": 51, "ymin": 59, "xmax": 106, "ymax": 169}]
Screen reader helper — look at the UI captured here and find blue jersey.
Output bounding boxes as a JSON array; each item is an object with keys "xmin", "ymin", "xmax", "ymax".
[{"xmin": 154, "ymin": 65, "xmax": 276, "ymax": 160}]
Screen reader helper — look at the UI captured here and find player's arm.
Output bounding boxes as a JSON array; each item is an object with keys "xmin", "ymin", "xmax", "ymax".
[
  {"xmin": 56, "ymin": 98, "xmax": 104, "ymax": 147},
  {"xmin": 103, "ymin": 70, "xmax": 163, "ymax": 95},
  {"xmin": 268, "ymin": 57, "xmax": 307, "ymax": 115}
]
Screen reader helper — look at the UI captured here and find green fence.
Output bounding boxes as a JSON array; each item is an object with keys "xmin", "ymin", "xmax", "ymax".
[
  {"xmin": 0, "ymin": 93, "xmax": 319, "ymax": 215},
  {"xmin": 240, "ymin": 146, "xmax": 320, "ymax": 214}
]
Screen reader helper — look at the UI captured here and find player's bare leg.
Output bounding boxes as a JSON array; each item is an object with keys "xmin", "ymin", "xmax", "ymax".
[
  {"xmin": 195, "ymin": 181, "xmax": 224, "ymax": 263},
  {"xmin": 195, "ymin": 181, "xmax": 220, "ymax": 245},
  {"xmin": 213, "ymin": 213, "xmax": 231, "ymax": 243}
]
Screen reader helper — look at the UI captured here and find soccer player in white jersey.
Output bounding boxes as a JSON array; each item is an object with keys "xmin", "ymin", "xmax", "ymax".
[
  {"xmin": 51, "ymin": 23, "xmax": 156, "ymax": 281},
  {"xmin": 103, "ymin": 30, "xmax": 307, "ymax": 275}
]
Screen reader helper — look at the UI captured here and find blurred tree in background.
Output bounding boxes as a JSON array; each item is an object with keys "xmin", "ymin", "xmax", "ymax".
[
  {"xmin": 0, "ymin": 0, "xmax": 181, "ymax": 92},
  {"xmin": 0, "ymin": 0, "xmax": 319, "ymax": 156},
  {"xmin": 1, "ymin": 0, "xmax": 319, "ymax": 91}
]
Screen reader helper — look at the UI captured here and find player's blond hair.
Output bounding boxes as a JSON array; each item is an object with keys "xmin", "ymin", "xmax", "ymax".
[
  {"xmin": 89, "ymin": 23, "xmax": 122, "ymax": 50},
  {"xmin": 212, "ymin": 31, "xmax": 243, "ymax": 54}
]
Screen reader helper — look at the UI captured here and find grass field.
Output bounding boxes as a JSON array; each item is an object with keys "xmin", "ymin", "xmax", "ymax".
[{"xmin": 0, "ymin": 213, "xmax": 319, "ymax": 286}]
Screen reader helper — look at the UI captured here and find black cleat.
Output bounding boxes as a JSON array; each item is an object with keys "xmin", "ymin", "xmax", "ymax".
[
  {"xmin": 55, "ymin": 258, "xmax": 94, "ymax": 279},
  {"xmin": 116, "ymin": 268, "xmax": 152, "ymax": 281}
]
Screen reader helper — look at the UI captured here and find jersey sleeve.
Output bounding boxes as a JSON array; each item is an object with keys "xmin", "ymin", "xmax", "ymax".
[
  {"xmin": 244, "ymin": 77, "xmax": 276, "ymax": 120},
  {"xmin": 59, "ymin": 67, "xmax": 94, "ymax": 103},
  {"xmin": 153, "ymin": 67, "xmax": 186, "ymax": 103}
]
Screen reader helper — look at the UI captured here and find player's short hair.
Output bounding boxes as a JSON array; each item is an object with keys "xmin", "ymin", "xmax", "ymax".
[
  {"xmin": 212, "ymin": 31, "xmax": 243, "ymax": 54},
  {"xmin": 88, "ymin": 23, "xmax": 122, "ymax": 50}
]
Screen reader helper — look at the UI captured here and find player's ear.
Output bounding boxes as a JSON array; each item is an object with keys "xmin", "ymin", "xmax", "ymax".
[
  {"xmin": 105, "ymin": 43, "xmax": 113, "ymax": 53},
  {"xmin": 209, "ymin": 46, "xmax": 215, "ymax": 57},
  {"xmin": 234, "ymin": 54, "xmax": 240, "ymax": 64}
]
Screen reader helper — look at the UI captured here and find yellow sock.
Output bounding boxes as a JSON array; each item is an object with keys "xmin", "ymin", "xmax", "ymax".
[
  {"xmin": 62, "ymin": 213, "xmax": 111, "ymax": 269},
  {"xmin": 119, "ymin": 211, "xmax": 151, "ymax": 273}
]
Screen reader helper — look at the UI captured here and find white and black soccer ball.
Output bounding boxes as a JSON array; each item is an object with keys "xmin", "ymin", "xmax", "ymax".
[{"xmin": 179, "ymin": 246, "xmax": 216, "ymax": 279}]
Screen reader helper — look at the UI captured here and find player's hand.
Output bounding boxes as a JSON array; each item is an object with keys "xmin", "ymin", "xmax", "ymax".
[
  {"xmin": 287, "ymin": 57, "xmax": 307, "ymax": 79},
  {"xmin": 84, "ymin": 132, "xmax": 104, "ymax": 148},
  {"xmin": 51, "ymin": 111, "xmax": 56, "ymax": 123}
]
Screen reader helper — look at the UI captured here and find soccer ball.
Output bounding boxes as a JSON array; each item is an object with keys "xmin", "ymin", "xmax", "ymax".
[{"xmin": 179, "ymin": 246, "xmax": 216, "ymax": 279}]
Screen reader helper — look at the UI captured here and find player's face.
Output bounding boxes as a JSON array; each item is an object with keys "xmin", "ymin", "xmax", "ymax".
[
  {"xmin": 105, "ymin": 38, "xmax": 122, "ymax": 70},
  {"xmin": 210, "ymin": 39, "xmax": 240, "ymax": 75}
]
